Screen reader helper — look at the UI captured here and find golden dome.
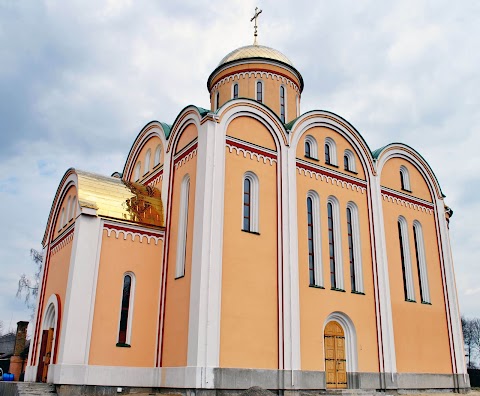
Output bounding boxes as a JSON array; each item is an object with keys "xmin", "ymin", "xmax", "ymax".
[{"xmin": 218, "ymin": 44, "xmax": 294, "ymax": 67}]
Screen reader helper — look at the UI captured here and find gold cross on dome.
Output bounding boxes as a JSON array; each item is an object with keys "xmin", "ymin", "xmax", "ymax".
[{"xmin": 250, "ymin": 7, "xmax": 262, "ymax": 45}]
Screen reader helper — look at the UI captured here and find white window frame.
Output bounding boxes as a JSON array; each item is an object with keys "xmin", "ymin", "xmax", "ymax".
[
  {"xmin": 58, "ymin": 208, "xmax": 65, "ymax": 231},
  {"xmin": 304, "ymin": 135, "xmax": 318, "ymax": 159},
  {"xmin": 296, "ymin": 94, "xmax": 300, "ymax": 117},
  {"xmin": 255, "ymin": 80, "xmax": 264, "ymax": 103},
  {"xmin": 65, "ymin": 196, "xmax": 71, "ymax": 225},
  {"xmin": 327, "ymin": 196, "xmax": 344, "ymax": 290},
  {"xmin": 279, "ymin": 85, "xmax": 287, "ymax": 123},
  {"xmin": 154, "ymin": 144, "xmax": 162, "ymax": 166},
  {"xmin": 116, "ymin": 272, "xmax": 135, "ymax": 345},
  {"xmin": 68, "ymin": 195, "xmax": 77, "ymax": 221},
  {"xmin": 242, "ymin": 171, "xmax": 259, "ymax": 233},
  {"xmin": 325, "ymin": 137, "xmax": 337, "ymax": 166},
  {"xmin": 413, "ymin": 220, "xmax": 431, "ymax": 303},
  {"xmin": 175, "ymin": 174, "xmax": 190, "ymax": 278},
  {"xmin": 215, "ymin": 91, "xmax": 220, "ymax": 110},
  {"xmin": 134, "ymin": 162, "xmax": 141, "ymax": 181},
  {"xmin": 344, "ymin": 149, "xmax": 356, "ymax": 172},
  {"xmin": 307, "ymin": 190, "xmax": 323, "ymax": 287},
  {"xmin": 398, "ymin": 216, "xmax": 415, "ymax": 301},
  {"xmin": 400, "ymin": 165, "xmax": 411, "ymax": 191},
  {"xmin": 346, "ymin": 202, "xmax": 364, "ymax": 293},
  {"xmin": 232, "ymin": 82, "xmax": 239, "ymax": 99},
  {"xmin": 144, "ymin": 149, "xmax": 151, "ymax": 175}
]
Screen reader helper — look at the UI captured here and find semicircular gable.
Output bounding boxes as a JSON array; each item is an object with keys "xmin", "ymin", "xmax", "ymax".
[
  {"xmin": 290, "ymin": 110, "xmax": 375, "ymax": 181},
  {"xmin": 375, "ymin": 144, "xmax": 443, "ymax": 201},
  {"xmin": 123, "ymin": 121, "xmax": 169, "ymax": 182},
  {"xmin": 166, "ymin": 106, "xmax": 205, "ymax": 154},
  {"xmin": 217, "ymin": 99, "xmax": 288, "ymax": 151}
]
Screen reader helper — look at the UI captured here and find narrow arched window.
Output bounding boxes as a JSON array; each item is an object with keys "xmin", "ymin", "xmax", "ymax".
[
  {"xmin": 233, "ymin": 83, "xmax": 239, "ymax": 99},
  {"xmin": 305, "ymin": 141, "xmax": 311, "ymax": 158},
  {"xmin": 144, "ymin": 149, "xmax": 151, "ymax": 175},
  {"xmin": 413, "ymin": 221, "xmax": 430, "ymax": 303},
  {"xmin": 346, "ymin": 203, "xmax": 364, "ymax": 293},
  {"xmin": 69, "ymin": 195, "xmax": 77, "ymax": 221},
  {"xmin": 307, "ymin": 191, "xmax": 323, "ymax": 287},
  {"xmin": 400, "ymin": 165, "xmax": 411, "ymax": 191},
  {"xmin": 154, "ymin": 144, "xmax": 161, "ymax": 166},
  {"xmin": 296, "ymin": 94, "xmax": 300, "ymax": 117},
  {"xmin": 344, "ymin": 149, "xmax": 356, "ymax": 172},
  {"xmin": 118, "ymin": 273, "xmax": 134, "ymax": 345},
  {"xmin": 65, "ymin": 196, "xmax": 71, "ymax": 225},
  {"xmin": 58, "ymin": 208, "xmax": 65, "ymax": 231},
  {"xmin": 175, "ymin": 175, "xmax": 190, "ymax": 278},
  {"xmin": 304, "ymin": 135, "xmax": 318, "ymax": 159},
  {"xmin": 242, "ymin": 172, "xmax": 259, "ymax": 233},
  {"xmin": 134, "ymin": 162, "xmax": 141, "ymax": 181},
  {"xmin": 325, "ymin": 138, "xmax": 337, "ymax": 165},
  {"xmin": 280, "ymin": 86, "xmax": 286, "ymax": 123},
  {"xmin": 327, "ymin": 197, "xmax": 343, "ymax": 290},
  {"xmin": 215, "ymin": 91, "xmax": 220, "ymax": 110},
  {"xmin": 398, "ymin": 216, "xmax": 415, "ymax": 301},
  {"xmin": 256, "ymin": 81, "xmax": 263, "ymax": 103}
]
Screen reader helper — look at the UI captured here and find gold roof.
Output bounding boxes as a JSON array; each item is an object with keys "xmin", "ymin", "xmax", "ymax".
[
  {"xmin": 218, "ymin": 44, "xmax": 294, "ymax": 67},
  {"xmin": 76, "ymin": 170, "xmax": 164, "ymax": 227}
]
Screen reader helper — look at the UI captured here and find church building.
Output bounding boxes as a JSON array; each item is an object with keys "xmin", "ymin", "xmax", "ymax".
[{"xmin": 25, "ymin": 15, "xmax": 468, "ymax": 393}]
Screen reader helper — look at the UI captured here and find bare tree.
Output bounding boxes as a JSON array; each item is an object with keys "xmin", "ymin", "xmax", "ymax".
[
  {"xmin": 17, "ymin": 248, "xmax": 43, "ymax": 313},
  {"xmin": 462, "ymin": 316, "xmax": 480, "ymax": 368},
  {"xmin": 0, "ymin": 320, "xmax": 3, "ymax": 336}
]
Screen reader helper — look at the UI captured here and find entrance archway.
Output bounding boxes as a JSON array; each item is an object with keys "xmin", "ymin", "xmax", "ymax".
[
  {"xmin": 36, "ymin": 295, "xmax": 59, "ymax": 383},
  {"xmin": 324, "ymin": 312, "xmax": 358, "ymax": 389}
]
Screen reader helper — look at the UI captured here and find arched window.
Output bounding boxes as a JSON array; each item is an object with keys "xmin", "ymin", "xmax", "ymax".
[
  {"xmin": 400, "ymin": 165, "xmax": 411, "ymax": 191},
  {"xmin": 307, "ymin": 191, "xmax": 323, "ymax": 287},
  {"xmin": 413, "ymin": 221, "xmax": 430, "ymax": 303},
  {"xmin": 117, "ymin": 273, "xmax": 135, "ymax": 345},
  {"xmin": 233, "ymin": 83, "xmax": 239, "ymax": 99},
  {"xmin": 325, "ymin": 137, "xmax": 337, "ymax": 165},
  {"xmin": 280, "ymin": 85, "xmax": 286, "ymax": 123},
  {"xmin": 154, "ymin": 144, "xmax": 162, "ymax": 166},
  {"xmin": 242, "ymin": 171, "xmax": 259, "ymax": 233},
  {"xmin": 58, "ymin": 208, "xmax": 65, "ymax": 231},
  {"xmin": 304, "ymin": 135, "xmax": 318, "ymax": 159},
  {"xmin": 175, "ymin": 175, "xmax": 190, "ymax": 278},
  {"xmin": 144, "ymin": 149, "xmax": 151, "ymax": 175},
  {"xmin": 65, "ymin": 196, "xmax": 71, "ymax": 225},
  {"xmin": 69, "ymin": 195, "xmax": 77, "ymax": 221},
  {"xmin": 215, "ymin": 91, "xmax": 220, "ymax": 110},
  {"xmin": 256, "ymin": 81, "xmax": 263, "ymax": 103},
  {"xmin": 398, "ymin": 216, "xmax": 415, "ymax": 301},
  {"xmin": 344, "ymin": 149, "xmax": 356, "ymax": 172},
  {"xmin": 346, "ymin": 202, "xmax": 364, "ymax": 293},
  {"xmin": 134, "ymin": 162, "xmax": 141, "ymax": 181},
  {"xmin": 296, "ymin": 94, "xmax": 300, "ymax": 117},
  {"xmin": 327, "ymin": 196, "xmax": 343, "ymax": 290}
]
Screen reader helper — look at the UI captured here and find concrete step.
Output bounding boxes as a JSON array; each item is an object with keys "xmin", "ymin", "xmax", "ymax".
[{"xmin": 15, "ymin": 382, "xmax": 57, "ymax": 396}]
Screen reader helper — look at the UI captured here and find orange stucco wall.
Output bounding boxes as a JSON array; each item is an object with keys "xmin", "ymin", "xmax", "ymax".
[
  {"xmin": 296, "ymin": 129, "xmax": 378, "ymax": 373},
  {"xmin": 88, "ymin": 230, "xmax": 163, "ymax": 367},
  {"xmin": 131, "ymin": 136, "xmax": 164, "ymax": 183},
  {"xmin": 381, "ymin": 159, "xmax": 451, "ymax": 374},
  {"xmin": 220, "ymin": 117, "xmax": 279, "ymax": 369},
  {"xmin": 211, "ymin": 62, "xmax": 300, "ymax": 122},
  {"xmin": 161, "ymin": 127, "xmax": 198, "ymax": 367},
  {"xmin": 227, "ymin": 116, "xmax": 277, "ymax": 151},
  {"xmin": 175, "ymin": 123, "xmax": 198, "ymax": 154},
  {"xmin": 381, "ymin": 157, "xmax": 431, "ymax": 202},
  {"xmin": 296, "ymin": 126, "xmax": 366, "ymax": 181}
]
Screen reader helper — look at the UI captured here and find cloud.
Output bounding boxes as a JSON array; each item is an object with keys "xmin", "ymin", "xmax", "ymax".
[{"xmin": 1, "ymin": 0, "xmax": 479, "ymax": 329}]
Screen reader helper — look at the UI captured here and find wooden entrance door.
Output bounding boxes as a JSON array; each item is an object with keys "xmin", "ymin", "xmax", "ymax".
[
  {"xmin": 324, "ymin": 321, "xmax": 347, "ymax": 389},
  {"xmin": 36, "ymin": 328, "xmax": 54, "ymax": 382}
]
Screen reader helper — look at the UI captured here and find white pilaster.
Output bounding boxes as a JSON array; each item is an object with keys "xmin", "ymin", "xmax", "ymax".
[
  {"xmin": 435, "ymin": 198, "xmax": 467, "ymax": 376},
  {"xmin": 282, "ymin": 144, "xmax": 301, "ymax": 371},
  {"xmin": 55, "ymin": 211, "xmax": 102, "ymax": 369},
  {"xmin": 370, "ymin": 175, "xmax": 397, "ymax": 380},
  {"xmin": 187, "ymin": 115, "xmax": 225, "ymax": 388}
]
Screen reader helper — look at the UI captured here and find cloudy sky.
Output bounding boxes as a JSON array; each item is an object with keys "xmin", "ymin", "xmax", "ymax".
[{"xmin": 0, "ymin": 0, "xmax": 479, "ymax": 334}]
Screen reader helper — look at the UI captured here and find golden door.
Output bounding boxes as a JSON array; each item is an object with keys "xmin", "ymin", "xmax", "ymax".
[
  {"xmin": 324, "ymin": 321, "xmax": 347, "ymax": 389},
  {"xmin": 41, "ymin": 328, "xmax": 54, "ymax": 383}
]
